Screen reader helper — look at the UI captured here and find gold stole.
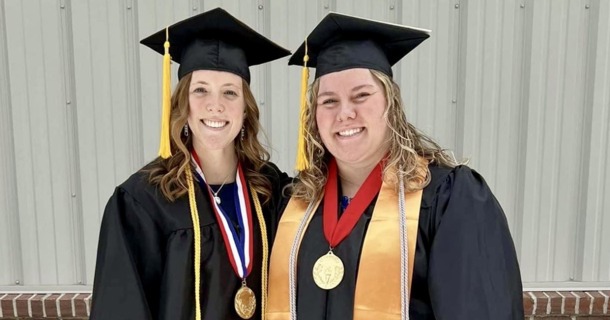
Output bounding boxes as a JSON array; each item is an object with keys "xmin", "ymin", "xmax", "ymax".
[{"xmin": 266, "ymin": 182, "xmax": 423, "ymax": 320}]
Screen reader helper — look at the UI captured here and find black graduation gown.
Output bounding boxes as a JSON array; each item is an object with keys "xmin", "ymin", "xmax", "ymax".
[
  {"xmin": 296, "ymin": 165, "xmax": 524, "ymax": 320},
  {"xmin": 90, "ymin": 162, "xmax": 291, "ymax": 320}
]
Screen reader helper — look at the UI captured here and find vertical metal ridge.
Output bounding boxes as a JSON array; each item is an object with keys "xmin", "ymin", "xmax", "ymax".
[
  {"xmin": 0, "ymin": 0, "xmax": 24, "ymax": 287},
  {"xmin": 123, "ymin": 0, "xmax": 144, "ymax": 172},
  {"xmin": 58, "ymin": 0, "xmax": 86, "ymax": 286}
]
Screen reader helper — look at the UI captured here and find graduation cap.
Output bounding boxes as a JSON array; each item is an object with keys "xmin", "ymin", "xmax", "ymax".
[
  {"xmin": 140, "ymin": 7, "xmax": 290, "ymax": 158},
  {"xmin": 290, "ymin": 12, "xmax": 430, "ymax": 171}
]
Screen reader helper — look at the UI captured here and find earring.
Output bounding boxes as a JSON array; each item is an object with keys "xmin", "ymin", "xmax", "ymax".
[
  {"xmin": 241, "ymin": 126, "xmax": 245, "ymax": 141},
  {"xmin": 184, "ymin": 124, "xmax": 189, "ymax": 137}
]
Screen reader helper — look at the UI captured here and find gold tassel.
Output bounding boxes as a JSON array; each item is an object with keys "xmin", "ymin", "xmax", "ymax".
[
  {"xmin": 295, "ymin": 40, "xmax": 310, "ymax": 171},
  {"xmin": 159, "ymin": 27, "xmax": 172, "ymax": 159},
  {"xmin": 186, "ymin": 169, "xmax": 202, "ymax": 320}
]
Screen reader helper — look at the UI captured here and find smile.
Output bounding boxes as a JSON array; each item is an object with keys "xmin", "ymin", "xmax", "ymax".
[
  {"xmin": 202, "ymin": 119, "xmax": 228, "ymax": 128},
  {"xmin": 337, "ymin": 127, "xmax": 363, "ymax": 137}
]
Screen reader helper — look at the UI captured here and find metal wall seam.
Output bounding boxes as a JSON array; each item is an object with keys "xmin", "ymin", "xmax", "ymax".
[
  {"xmin": 580, "ymin": 0, "xmax": 610, "ymax": 282},
  {"xmin": 0, "ymin": 0, "xmax": 24, "ymax": 287},
  {"xmin": 58, "ymin": 0, "xmax": 87, "ymax": 286}
]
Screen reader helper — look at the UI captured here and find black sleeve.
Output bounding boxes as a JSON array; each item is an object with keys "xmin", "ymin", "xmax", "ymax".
[
  {"xmin": 428, "ymin": 166, "xmax": 524, "ymax": 320},
  {"xmin": 90, "ymin": 188, "xmax": 165, "ymax": 320}
]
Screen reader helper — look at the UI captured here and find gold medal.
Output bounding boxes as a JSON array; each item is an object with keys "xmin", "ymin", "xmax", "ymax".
[
  {"xmin": 234, "ymin": 282, "xmax": 256, "ymax": 319},
  {"xmin": 312, "ymin": 250, "xmax": 344, "ymax": 290}
]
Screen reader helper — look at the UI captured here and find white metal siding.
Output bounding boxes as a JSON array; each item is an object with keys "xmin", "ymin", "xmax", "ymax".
[{"xmin": 0, "ymin": 0, "xmax": 609, "ymax": 289}]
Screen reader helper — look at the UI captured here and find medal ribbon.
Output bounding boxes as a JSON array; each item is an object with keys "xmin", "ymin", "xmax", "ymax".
[
  {"xmin": 192, "ymin": 151, "xmax": 254, "ymax": 278},
  {"xmin": 323, "ymin": 157, "xmax": 383, "ymax": 248}
]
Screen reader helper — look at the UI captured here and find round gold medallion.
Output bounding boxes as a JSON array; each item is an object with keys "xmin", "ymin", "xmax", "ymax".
[
  {"xmin": 312, "ymin": 251, "xmax": 344, "ymax": 290},
  {"xmin": 234, "ymin": 285, "xmax": 256, "ymax": 319}
]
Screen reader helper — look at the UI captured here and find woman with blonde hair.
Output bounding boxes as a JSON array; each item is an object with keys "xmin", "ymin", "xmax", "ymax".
[
  {"xmin": 267, "ymin": 12, "xmax": 523, "ymax": 320},
  {"xmin": 91, "ymin": 8, "xmax": 291, "ymax": 320}
]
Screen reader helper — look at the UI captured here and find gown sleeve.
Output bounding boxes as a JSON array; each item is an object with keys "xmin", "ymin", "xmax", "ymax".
[
  {"xmin": 90, "ymin": 187, "xmax": 165, "ymax": 320},
  {"xmin": 427, "ymin": 166, "xmax": 524, "ymax": 320}
]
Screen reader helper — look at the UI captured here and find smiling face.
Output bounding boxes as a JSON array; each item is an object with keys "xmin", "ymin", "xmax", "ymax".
[
  {"xmin": 315, "ymin": 68, "xmax": 390, "ymax": 170},
  {"xmin": 187, "ymin": 70, "xmax": 245, "ymax": 154}
]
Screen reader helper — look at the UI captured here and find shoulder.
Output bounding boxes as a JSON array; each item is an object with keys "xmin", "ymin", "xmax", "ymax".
[
  {"xmin": 423, "ymin": 164, "xmax": 492, "ymax": 208},
  {"xmin": 112, "ymin": 161, "xmax": 170, "ymax": 208},
  {"xmin": 259, "ymin": 161, "xmax": 293, "ymax": 186}
]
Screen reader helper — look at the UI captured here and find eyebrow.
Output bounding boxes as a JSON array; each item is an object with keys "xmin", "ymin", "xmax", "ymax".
[
  {"xmin": 351, "ymin": 84, "xmax": 374, "ymax": 91},
  {"xmin": 190, "ymin": 81, "xmax": 241, "ymax": 89},
  {"xmin": 318, "ymin": 84, "xmax": 374, "ymax": 97}
]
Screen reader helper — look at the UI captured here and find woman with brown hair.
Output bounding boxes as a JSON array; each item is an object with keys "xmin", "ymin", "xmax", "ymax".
[
  {"xmin": 267, "ymin": 12, "xmax": 523, "ymax": 320},
  {"xmin": 91, "ymin": 8, "xmax": 291, "ymax": 320}
]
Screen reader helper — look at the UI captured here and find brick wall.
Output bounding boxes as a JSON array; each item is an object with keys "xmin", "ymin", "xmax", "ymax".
[{"xmin": 0, "ymin": 291, "xmax": 609, "ymax": 319}]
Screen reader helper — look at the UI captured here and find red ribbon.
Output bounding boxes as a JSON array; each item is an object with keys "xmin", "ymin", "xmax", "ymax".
[{"xmin": 322, "ymin": 157, "xmax": 383, "ymax": 248}]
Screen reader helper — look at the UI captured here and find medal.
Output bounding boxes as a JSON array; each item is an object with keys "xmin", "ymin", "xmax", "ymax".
[
  {"xmin": 312, "ymin": 250, "xmax": 344, "ymax": 290},
  {"xmin": 314, "ymin": 158, "xmax": 383, "ymax": 290},
  {"xmin": 192, "ymin": 152, "xmax": 258, "ymax": 318},
  {"xmin": 234, "ymin": 281, "xmax": 256, "ymax": 319}
]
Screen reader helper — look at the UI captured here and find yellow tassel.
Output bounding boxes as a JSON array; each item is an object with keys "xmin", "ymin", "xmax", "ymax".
[
  {"xmin": 159, "ymin": 27, "xmax": 172, "ymax": 159},
  {"xmin": 295, "ymin": 40, "xmax": 310, "ymax": 171},
  {"xmin": 186, "ymin": 169, "xmax": 202, "ymax": 320},
  {"xmin": 250, "ymin": 187, "xmax": 268, "ymax": 319}
]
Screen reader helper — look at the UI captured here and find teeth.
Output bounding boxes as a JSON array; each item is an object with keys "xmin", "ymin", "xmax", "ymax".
[
  {"xmin": 203, "ymin": 120, "xmax": 227, "ymax": 128},
  {"xmin": 338, "ymin": 128, "xmax": 363, "ymax": 137}
]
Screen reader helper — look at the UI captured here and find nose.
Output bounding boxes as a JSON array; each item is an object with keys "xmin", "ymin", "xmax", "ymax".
[
  {"xmin": 206, "ymin": 95, "xmax": 225, "ymax": 113},
  {"xmin": 337, "ymin": 102, "xmax": 356, "ymax": 122}
]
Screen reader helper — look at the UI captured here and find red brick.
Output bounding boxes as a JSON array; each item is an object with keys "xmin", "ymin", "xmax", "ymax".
[
  {"xmin": 589, "ymin": 292, "xmax": 605, "ymax": 315},
  {"xmin": 524, "ymin": 292, "xmax": 535, "ymax": 315},
  {"xmin": 59, "ymin": 293, "xmax": 78, "ymax": 317},
  {"xmin": 563, "ymin": 292, "xmax": 578, "ymax": 315},
  {"xmin": 534, "ymin": 291, "xmax": 550, "ymax": 315},
  {"xmin": 0, "ymin": 294, "xmax": 18, "ymax": 318},
  {"xmin": 84, "ymin": 294, "xmax": 92, "ymax": 316},
  {"xmin": 547, "ymin": 291, "xmax": 563, "ymax": 315},
  {"xmin": 573, "ymin": 291, "xmax": 593, "ymax": 315},
  {"xmin": 14, "ymin": 293, "xmax": 34, "ymax": 317},
  {"xmin": 601, "ymin": 290, "xmax": 610, "ymax": 314},
  {"xmin": 29, "ymin": 294, "xmax": 46, "ymax": 317},
  {"xmin": 44, "ymin": 294, "xmax": 61, "ymax": 318},
  {"xmin": 73, "ymin": 293, "xmax": 88, "ymax": 317}
]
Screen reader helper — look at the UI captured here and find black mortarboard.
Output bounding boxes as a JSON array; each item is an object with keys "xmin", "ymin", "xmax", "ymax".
[
  {"xmin": 140, "ymin": 7, "xmax": 290, "ymax": 83},
  {"xmin": 288, "ymin": 12, "xmax": 430, "ymax": 79}
]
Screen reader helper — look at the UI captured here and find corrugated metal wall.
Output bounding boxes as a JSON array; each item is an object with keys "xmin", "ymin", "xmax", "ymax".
[{"xmin": 0, "ymin": 0, "xmax": 609, "ymax": 290}]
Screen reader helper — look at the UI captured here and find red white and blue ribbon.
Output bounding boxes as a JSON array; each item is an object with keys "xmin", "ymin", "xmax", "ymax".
[{"xmin": 191, "ymin": 152, "xmax": 254, "ymax": 279}]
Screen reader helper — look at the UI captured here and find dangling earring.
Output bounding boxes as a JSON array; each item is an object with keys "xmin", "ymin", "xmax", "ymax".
[
  {"xmin": 184, "ymin": 124, "xmax": 189, "ymax": 137},
  {"xmin": 240, "ymin": 126, "xmax": 245, "ymax": 141}
]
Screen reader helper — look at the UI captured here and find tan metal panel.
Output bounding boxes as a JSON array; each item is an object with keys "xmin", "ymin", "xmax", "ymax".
[
  {"xmin": 0, "ymin": 0, "xmax": 23, "ymax": 286},
  {"xmin": 520, "ymin": 0, "xmax": 590, "ymax": 282},
  {"xmin": 4, "ymin": 0, "xmax": 79, "ymax": 285},
  {"xmin": 580, "ymin": 0, "xmax": 610, "ymax": 282}
]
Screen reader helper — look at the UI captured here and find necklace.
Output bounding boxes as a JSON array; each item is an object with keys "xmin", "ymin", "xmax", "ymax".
[{"xmin": 210, "ymin": 172, "xmax": 232, "ymax": 205}]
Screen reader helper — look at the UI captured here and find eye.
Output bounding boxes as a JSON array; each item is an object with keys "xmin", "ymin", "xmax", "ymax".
[
  {"xmin": 354, "ymin": 92, "xmax": 371, "ymax": 100},
  {"xmin": 320, "ymin": 98, "xmax": 338, "ymax": 105},
  {"xmin": 192, "ymin": 87, "xmax": 207, "ymax": 94},
  {"xmin": 224, "ymin": 90, "xmax": 239, "ymax": 97}
]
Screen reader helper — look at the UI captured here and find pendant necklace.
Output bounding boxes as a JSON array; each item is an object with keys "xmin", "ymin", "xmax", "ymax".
[{"xmin": 210, "ymin": 172, "xmax": 231, "ymax": 205}]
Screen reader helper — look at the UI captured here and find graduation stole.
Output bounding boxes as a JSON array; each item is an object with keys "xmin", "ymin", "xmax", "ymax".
[
  {"xmin": 266, "ymin": 174, "xmax": 423, "ymax": 320},
  {"xmin": 189, "ymin": 152, "xmax": 268, "ymax": 319}
]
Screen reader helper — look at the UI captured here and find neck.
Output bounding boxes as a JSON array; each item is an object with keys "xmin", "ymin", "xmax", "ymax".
[
  {"xmin": 193, "ymin": 146, "xmax": 238, "ymax": 184},
  {"xmin": 337, "ymin": 161, "xmax": 379, "ymax": 198}
]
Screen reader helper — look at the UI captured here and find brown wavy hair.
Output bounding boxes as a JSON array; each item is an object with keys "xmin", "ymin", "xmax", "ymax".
[
  {"xmin": 292, "ymin": 69, "xmax": 459, "ymax": 201},
  {"xmin": 143, "ymin": 72, "xmax": 272, "ymax": 203}
]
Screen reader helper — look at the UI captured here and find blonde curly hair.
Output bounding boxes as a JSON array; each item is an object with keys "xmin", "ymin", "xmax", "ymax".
[{"xmin": 291, "ymin": 69, "xmax": 459, "ymax": 201}]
